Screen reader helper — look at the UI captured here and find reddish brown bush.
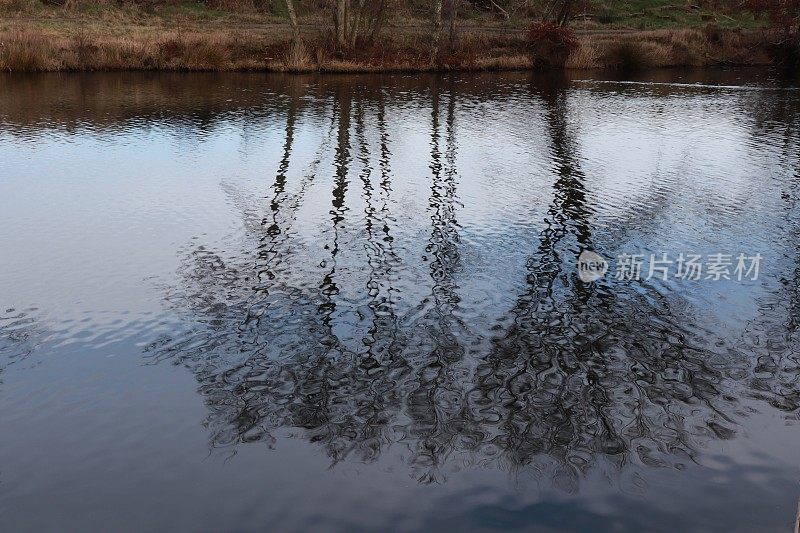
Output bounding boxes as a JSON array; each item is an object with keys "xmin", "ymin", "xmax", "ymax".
[
  {"xmin": 526, "ymin": 22, "xmax": 577, "ymax": 68},
  {"xmin": 744, "ymin": 0, "xmax": 799, "ymax": 68}
]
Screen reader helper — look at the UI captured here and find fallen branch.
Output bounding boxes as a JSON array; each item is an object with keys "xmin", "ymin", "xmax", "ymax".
[{"xmin": 488, "ymin": 0, "xmax": 510, "ymax": 20}]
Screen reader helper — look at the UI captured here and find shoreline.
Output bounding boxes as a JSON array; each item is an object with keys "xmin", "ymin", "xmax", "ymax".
[{"xmin": 0, "ymin": 22, "xmax": 778, "ymax": 73}]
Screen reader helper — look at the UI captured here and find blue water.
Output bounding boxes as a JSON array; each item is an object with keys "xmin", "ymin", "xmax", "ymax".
[{"xmin": 0, "ymin": 70, "xmax": 798, "ymax": 532}]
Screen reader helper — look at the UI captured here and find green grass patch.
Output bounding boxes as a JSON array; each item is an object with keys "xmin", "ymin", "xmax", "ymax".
[
  {"xmin": 594, "ymin": 0, "xmax": 767, "ymax": 29},
  {"xmin": 155, "ymin": 1, "xmax": 230, "ymax": 20},
  {"xmin": 0, "ymin": 0, "xmax": 43, "ymax": 15},
  {"xmin": 78, "ymin": 2, "xmax": 106, "ymax": 16}
]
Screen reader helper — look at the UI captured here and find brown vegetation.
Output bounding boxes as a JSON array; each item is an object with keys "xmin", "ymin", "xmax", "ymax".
[
  {"xmin": 0, "ymin": 0, "xmax": 789, "ymax": 73},
  {"xmin": 565, "ymin": 27, "xmax": 773, "ymax": 69},
  {"xmin": 0, "ymin": 23, "xmax": 775, "ymax": 73},
  {"xmin": 527, "ymin": 21, "xmax": 577, "ymax": 67}
]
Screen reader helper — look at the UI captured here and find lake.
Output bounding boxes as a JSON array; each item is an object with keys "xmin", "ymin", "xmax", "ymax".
[{"xmin": 0, "ymin": 69, "xmax": 798, "ymax": 532}]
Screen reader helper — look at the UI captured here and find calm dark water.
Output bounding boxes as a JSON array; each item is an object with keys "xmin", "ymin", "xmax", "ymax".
[{"xmin": 0, "ymin": 69, "xmax": 798, "ymax": 532}]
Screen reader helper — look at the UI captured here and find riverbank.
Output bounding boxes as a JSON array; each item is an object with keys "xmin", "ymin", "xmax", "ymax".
[{"xmin": 0, "ymin": 21, "xmax": 778, "ymax": 73}]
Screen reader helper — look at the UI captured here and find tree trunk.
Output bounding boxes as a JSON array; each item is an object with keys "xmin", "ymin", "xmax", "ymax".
[
  {"xmin": 366, "ymin": 0, "xmax": 388, "ymax": 43},
  {"xmin": 447, "ymin": 0, "xmax": 458, "ymax": 54},
  {"xmin": 349, "ymin": 0, "xmax": 367, "ymax": 50},
  {"xmin": 284, "ymin": 0, "xmax": 300, "ymax": 42},
  {"xmin": 543, "ymin": 0, "xmax": 576, "ymax": 26},
  {"xmin": 336, "ymin": 0, "xmax": 348, "ymax": 48},
  {"xmin": 431, "ymin": 0, "xmax": 443, "ymax": 64}
]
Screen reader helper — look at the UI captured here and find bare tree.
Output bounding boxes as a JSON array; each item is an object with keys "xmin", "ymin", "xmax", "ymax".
[
  {"xmin": 333, "ymin": 0, "xmax": 390, "ymax": 51},
  {"xmin": 349, "ymin": 0, "xmax": 367, "ymax": 49},
  {"xmin": 543, "ymin": 0, "xmax": 578, "ymax": 26}
]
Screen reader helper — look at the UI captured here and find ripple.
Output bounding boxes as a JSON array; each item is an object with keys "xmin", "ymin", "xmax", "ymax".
[{"xmin": 1, "ymin": 69, "xmax": 799, "ymax": 531}]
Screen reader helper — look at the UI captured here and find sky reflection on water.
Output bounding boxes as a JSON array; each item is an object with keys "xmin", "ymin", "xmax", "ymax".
[{"xmin": 0, "ymin": 69, "xmax": 798, "ymax": 532}]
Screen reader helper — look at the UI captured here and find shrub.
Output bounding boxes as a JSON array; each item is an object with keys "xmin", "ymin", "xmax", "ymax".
[
  {"xmin": 702, "ymin": 23, "xmax": 722, "ymax": 45},
  {"xmin": 526, "ymin": 22, "xmax": 577, "ymax": 68},
  {"xmin": 766, "ymin": 32, "xmax": 800, "ymax": 71},
  {"xmin": 607, "ymin": 41, "xmax": 644, "ymax": 72}
]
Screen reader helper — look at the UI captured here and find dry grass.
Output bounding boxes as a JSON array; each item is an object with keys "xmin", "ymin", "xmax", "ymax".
[
  {"xmin": 566, "ymin": 28, "xmax": 772, "ymax": 70},
  {"xmin": 0, "ymin": 28, "xmax": 269, "ymax": 71},
  {"xmin": 281, "ymin": 39, "xmax": 314, "ymax": 71},
  {"xmin": 0, "ymin": 29, "xmax": 58, "ymax": 70},
  {"xmin": 0, "ymin": 24, "xmax": 776, "ymax": 73},
  {"xmin": 565, "ymin": 41, "xmax": 601, "ymax": 69}
]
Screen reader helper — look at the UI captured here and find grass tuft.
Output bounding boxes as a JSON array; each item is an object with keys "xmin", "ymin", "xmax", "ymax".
[
  {"xmin": 282, "ymin": 39, "xmax": 315, "ymax": 71},
  {"xmin": 0, "ymin": 29, "xmax": 58, "ymax": 71}
]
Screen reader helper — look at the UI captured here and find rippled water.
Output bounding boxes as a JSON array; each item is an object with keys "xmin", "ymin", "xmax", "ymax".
[{"xmin": 1, "ymin": 70, "xmax": 798, "ymax": 532}]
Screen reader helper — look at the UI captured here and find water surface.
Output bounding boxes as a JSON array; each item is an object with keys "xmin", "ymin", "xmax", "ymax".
[{"xmin": 0, "ymin": 69, "xmax": 798, "ymax": 532}]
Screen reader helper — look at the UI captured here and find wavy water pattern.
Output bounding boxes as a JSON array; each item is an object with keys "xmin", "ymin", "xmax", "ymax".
[{"xmin": 1, "ymin": 70, "xmax": 798, "ymax": 532}]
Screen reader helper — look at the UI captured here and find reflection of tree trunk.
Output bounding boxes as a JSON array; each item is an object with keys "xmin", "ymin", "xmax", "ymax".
[
  {"xmin": 375, "ymin": 91, "xmax": 403, "ymax": 355},
  {"xmin": 474, "ymin": 75, "xmax": 602, "ymax": 479},
  {"xmin": 257, "ymin": 84, "xmax": 301, "ymax": 290},
  {"xmin": 268, "ymin": 95, "xmax": 297, "ymax": 236},
  {"xmin": 354, "ymin": 98, "xmax": 403, "ymax": 378},
  {"xmin": 445, "ymin": 77, "xmax": 457, "ymax": 193},
  {"xmin": 539, "ymin": 76, "xmax": 593, "ymax": 258},
  {"xmin": 739, "ymin": 115, "xmax": 800, "ymax": 414},
  {"xmin": 471, "ymin": 75, "xmax": 739, "ymax": 479},
  {"xmin": 320, "ymin": 85, "xmax": 351, "ymax": 327},
  {"xmin": 407, "ymin": 79, "xmax": 469, "ymax": 484},
  {"xmin": 332, "ymin": 87, "xmax": 351, "ymax": 228},
  {"xmin": 298, "ymin": 86, "xmax": 353, "ymax": 460}
]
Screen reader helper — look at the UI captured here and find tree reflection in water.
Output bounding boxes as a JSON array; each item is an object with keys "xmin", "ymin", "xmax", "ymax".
[
  {"xmin": 0, "ymin": 309, "xmax": 45, "ymax": 382},
  {"xmin": 472, "ymin": 76, "xmax": 743, "ymax": 492},
  {"xmin": 147, "ymin": 75, "xmax": 800, "ymax": 487},
  {"xmin": 736, "ymin": 102, "xmax": 800, "ymax": 416}
]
